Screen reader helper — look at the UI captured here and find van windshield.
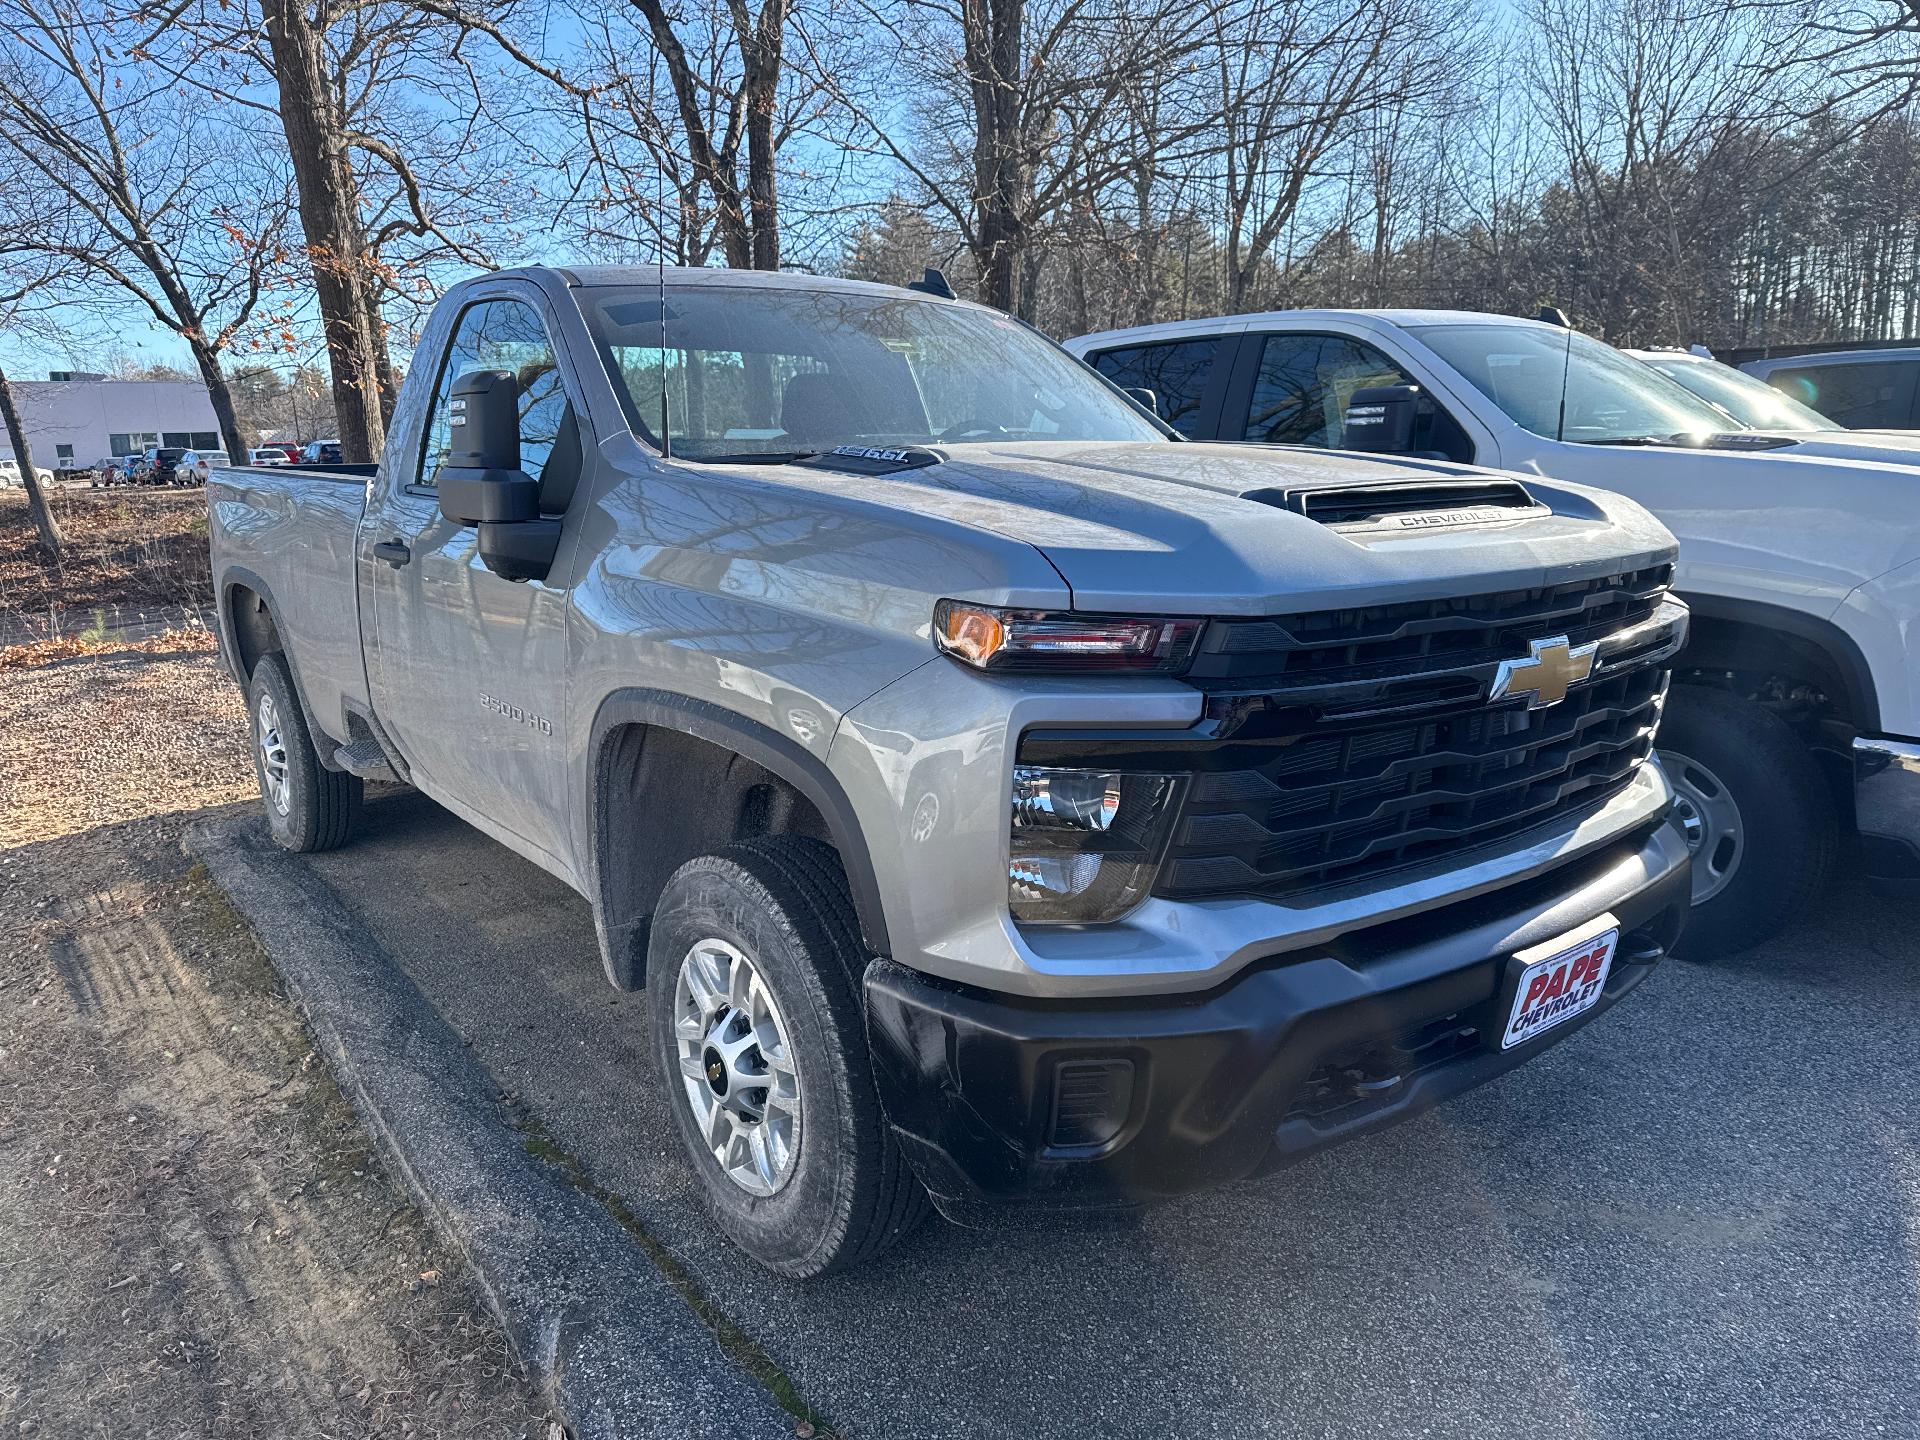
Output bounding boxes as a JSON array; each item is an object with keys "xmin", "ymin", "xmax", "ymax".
[
  {"xmin": 1413, "ymin": 323, "xmax": 1731, "ymax": 444},
  {"xmin": 583, "ymin": 282, "xmax": 1164, "ymax": 460}
]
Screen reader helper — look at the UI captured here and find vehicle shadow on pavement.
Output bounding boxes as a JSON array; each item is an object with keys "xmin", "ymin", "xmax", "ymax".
[{"xmin": 303, "ymin": 789, "xmax": 1920, "ymax": 1440}]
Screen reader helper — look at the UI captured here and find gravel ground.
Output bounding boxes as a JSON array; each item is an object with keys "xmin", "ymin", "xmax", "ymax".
[
  {"xmin": 0, "ymin": 649, "xmax": 254, "ymax": 846},
  {"xmin": 0, "ymin": 651, "xmax": 552, "ymax": 1438}
]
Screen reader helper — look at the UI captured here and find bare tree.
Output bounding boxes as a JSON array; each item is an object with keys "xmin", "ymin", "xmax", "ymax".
[
  {"xmin": 0, "ymin": 159, "xmax": 70, "ymax": 553},
  {"xmin": 1203, "ymin": 0, "xmax": 1477, "ymax": 309},
  {"xmin": 0, "ymin": 0, "xmax": 293, "ymax": 462},
  {"xmin": 546, "ymin": 0, "xmax": 852, "ymax": 271},
  {"xmin": 131, "ymin": 0, "xmax": 559, "ymax": 461},
  {"xmin": 819, "ymin": 0, "xmax": 1223, "ymax": 314}
]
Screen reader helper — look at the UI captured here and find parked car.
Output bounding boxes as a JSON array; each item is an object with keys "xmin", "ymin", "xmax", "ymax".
[
  {"xmin": 138, "ymin": 444, "xmax": 189, "ymax": 486},
  {"xmin": 177, "ymin": 449, "xmax": 230, "ymax": 486},
  {"xmin": 0, "ymin": 457, "xmax": 54, "ymax": 487},
  {"xmin": 1740, "ymin": 346, "xmax": 1920, "ymax": 429},
  {"xmin": 211, "ymin": 266, "xmax": 1691, "ymax": 1275},
  {"xmin": 1069, "ymin": 309, "xmax": 1920, "ymax": 957},
  {"xmin": 1627, "ymin": 347, "xmax": 1920, "ymax": 461},
  {"xmin": 247, "ymin": 447, "xmax": 290, "ymax": 467},
  {"xmin": 299, "ymin": 438, "xmax": 343, "ymax": 464}
]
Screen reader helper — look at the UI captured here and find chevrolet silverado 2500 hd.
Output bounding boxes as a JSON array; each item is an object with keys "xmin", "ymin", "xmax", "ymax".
[
  {"xmin": 210, "ymin": 267, "xmax": 1691, "ymax": 1276},
  {"xmin": 1072, "ymin": 310, "xmax": 1920, "ymax": 957}
]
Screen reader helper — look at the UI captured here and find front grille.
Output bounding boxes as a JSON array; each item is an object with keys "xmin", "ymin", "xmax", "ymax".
[
  {"xmin": 1187, "ymin": 563, "xmax": 1671, "ymax": 690},
  {"xmin": 1147, "ymin": 564, "xmax": 1679, "ymax": 902}
]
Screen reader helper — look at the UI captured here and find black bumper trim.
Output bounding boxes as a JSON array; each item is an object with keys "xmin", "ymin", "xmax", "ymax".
[{"xmin": 864, "ymin": 817, "xmax": 1690, "ymax": 1226}]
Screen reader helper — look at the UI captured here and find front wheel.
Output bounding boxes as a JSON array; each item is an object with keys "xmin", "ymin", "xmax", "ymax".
[
  {"xmin": 647, "ymin": 837, "xmax": 928, "ymax": 1276},
  {"xmin": 247, "ymin": 652, "xmax": 361, "ymax": 852},
  {"xmin": 1657, "ymin": 685, "xmax": 1836, "ymax": 959}
]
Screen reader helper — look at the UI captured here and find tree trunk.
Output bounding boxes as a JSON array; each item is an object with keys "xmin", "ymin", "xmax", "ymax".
[
  {"xmin": 0, "ymin": 366, "xmax": 61, "ymax": 556},
  {"xmin": 965, "ymin": 0, "xmax": 1027, "ymax": 312},
  {"xmin": 261, "ymin": 0, "xmax": 388, "ymax": 464},
  {"xmin": 742, "ymin": 1, "xmax": 788, "ymax": 271},
  {"xmin": 187, "ymin": 340, "xmax": 248, "ymax": 463}
]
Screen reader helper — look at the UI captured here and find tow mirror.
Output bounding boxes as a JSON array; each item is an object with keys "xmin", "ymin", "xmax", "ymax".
[
  {"xmin": 1122, "ymin": 386, "xmax": 1160, "ymax": 417},
  {"xmin": 434, "ymin": 368, "xmax": 561, "ymax": 582},
  {"xmin": 1343, "ymin": 384, "xmax": 1421, "ymax": 454}
]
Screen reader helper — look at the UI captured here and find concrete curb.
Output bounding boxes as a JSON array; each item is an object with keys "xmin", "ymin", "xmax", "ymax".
[{"xmin": 185, "ymin": 817, "xmax": 795, "ymax": 1440}]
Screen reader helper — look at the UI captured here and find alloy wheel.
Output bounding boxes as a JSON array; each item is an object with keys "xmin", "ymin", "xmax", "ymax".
[
  {"xmin": 256, "ymin": 691, "xmax": 292, "ymax": 817},
  {"xmin": 671, "ymin": 937, "xmax": 802, "ymax": 1197}
]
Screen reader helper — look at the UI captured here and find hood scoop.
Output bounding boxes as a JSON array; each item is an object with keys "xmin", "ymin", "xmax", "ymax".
[{"xmin": 1242, "ymin": 477, "xmax": 1547, "ymax": 532}]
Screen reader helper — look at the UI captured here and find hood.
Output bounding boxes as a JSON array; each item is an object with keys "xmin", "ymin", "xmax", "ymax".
[
  {"xmin": 754, "ymin": 440, "xmax": 1678, "ymax": 615},
  {"xmin": 1762, "ymin": 429, "xmax": 1920, "ymax": 465}
]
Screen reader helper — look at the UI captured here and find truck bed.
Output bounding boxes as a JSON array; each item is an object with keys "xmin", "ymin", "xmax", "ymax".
[{"xmin": 207, "ymin": 463, "xmax": 374, "ymax": 743}]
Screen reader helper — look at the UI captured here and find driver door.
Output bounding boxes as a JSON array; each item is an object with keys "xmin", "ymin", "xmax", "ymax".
[{"xmin": 364, "ymin": 288, "xmax": 588, "ymax": 874}]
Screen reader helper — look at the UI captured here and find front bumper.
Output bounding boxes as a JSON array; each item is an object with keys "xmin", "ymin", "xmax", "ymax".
[
  {"xmin": 1853, "ymin": 735, "xmax": 1920, "ymax": 882},
  {"xmin": 865, "ymin": 816, "xmax": 1690, "ymax": 1225}
]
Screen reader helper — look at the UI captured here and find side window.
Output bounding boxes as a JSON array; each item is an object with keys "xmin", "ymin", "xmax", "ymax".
[
  {"xmin": 1772, "ymin": 362, "xmax": 1919, "ymax": 429},
  {"xmin": 418, "ymin": 298, "xmax": 570, "ymax": 489},
  {"xmin": 1089, "ymin": 338, "xmax": 1222, "ymax": 437},
  {"xmin": 1244, "ymin": 335, "xmax": 1415, "ymax": 446},
  {"xmin": 1243, "ymin": 333, "xmax": 1471, "ymax": 462}
]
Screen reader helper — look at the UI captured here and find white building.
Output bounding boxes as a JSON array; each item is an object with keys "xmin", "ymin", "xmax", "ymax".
[{"xmin": 1, "ymin": 374, "xmax": 222, "ymax": 469}]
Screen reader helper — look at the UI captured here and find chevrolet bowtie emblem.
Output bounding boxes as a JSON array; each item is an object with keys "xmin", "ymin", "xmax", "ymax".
[{"xmin": 1489, "ymin": 635, "xmax": 1598, "ymax": 709}]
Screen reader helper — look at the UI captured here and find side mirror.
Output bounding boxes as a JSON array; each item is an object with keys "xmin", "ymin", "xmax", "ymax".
[
  {"xmin": 435, "ymin": 369, "xmax": 561, "ymax": 582},
  {"xmin": 1343, "ymin": 384, "xmax": 1421, "ymax": 454},
  {"xmin": 1122, "ymin": 386, "xmax": 1161, "ymax": 417}
]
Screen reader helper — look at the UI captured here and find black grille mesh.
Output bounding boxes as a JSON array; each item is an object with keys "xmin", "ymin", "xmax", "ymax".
[{"xmin": 1155, "ymin": 567, "xmax": 1673, "ymax": 901}]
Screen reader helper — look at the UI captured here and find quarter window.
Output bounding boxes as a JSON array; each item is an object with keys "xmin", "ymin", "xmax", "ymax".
[
  {"xmin": 418, "ymin": 299, "xmax": 571, "ymax": 489},
  {"xmin": 1088, "ymin": 338, "xmax": 1222, "ymax": 437}
]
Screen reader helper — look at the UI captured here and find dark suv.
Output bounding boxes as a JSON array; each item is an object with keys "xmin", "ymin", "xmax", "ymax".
[{"xmin": 140, "ymin": 445, "xmax": 188, "ymax": 486}]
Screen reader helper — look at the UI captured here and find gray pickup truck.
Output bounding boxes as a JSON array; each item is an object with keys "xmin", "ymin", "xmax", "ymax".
[{"xmin": 209, "ymin": 265, "xmax": 1692, "ymax": 1276}]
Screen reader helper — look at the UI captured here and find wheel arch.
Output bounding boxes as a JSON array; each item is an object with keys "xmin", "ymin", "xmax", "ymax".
[
  {"xmin": 585, "ymin": 688, "xmax": 891, "ymax": 992},
  {"xmin": 1675, "ymin": 593, "xmax": 1878, "ymax": 733},
  {"xmin": 217, "ymin": 565, "xmax": 342, "ymax": 768}
]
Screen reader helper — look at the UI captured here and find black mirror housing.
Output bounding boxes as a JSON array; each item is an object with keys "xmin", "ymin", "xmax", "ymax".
[
  {"xmin": 433, "ymin": 367, "xmax": 561, "ymax": 582},
  {"xmin": 1343, "ymin": 384, "xmax": 1422, "ymax": 453}
]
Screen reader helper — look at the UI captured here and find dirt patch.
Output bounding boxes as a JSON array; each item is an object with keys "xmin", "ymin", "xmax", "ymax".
[
  {"xmin": 0, "ymin": 653, "xmax": 552, "ymax": 1437},
  {"xmin": 0, "ymin": 623, "xmax": 218, "ymax": 673},
  {"xmin": 0, "ymin": 487, "xmax": 212, "ymax": 638},
  {"xmin": 0, "ymin": 649, "xmax": 253, "ymax": 846}
]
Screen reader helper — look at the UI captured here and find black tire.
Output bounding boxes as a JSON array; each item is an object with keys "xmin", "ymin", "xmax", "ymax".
[
  {"xmin": 246, "ymin": 651, "xmax": 361, "ymax": 852},
  {"xmin": 1658, "ymin": 684, "xmax": 1836, "ymax": 959},
  {"xmin": 647, "ymin": 836, "xmax": 929, "ymax": 1277}
]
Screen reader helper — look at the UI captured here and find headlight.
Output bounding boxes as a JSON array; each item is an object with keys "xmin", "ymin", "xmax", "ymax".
[
  {"xmin": 1008, "ymin": 766, "xmax": 1182, "ymax": 924},
  {"xmin": 934, "ymin": 601, "xmax": 1204, "ymax": 673}
]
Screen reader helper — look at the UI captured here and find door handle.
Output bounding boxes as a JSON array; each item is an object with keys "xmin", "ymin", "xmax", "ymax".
[{"xmin": 372, "ymin": 539, "xmax": 412, "ymax": 568}]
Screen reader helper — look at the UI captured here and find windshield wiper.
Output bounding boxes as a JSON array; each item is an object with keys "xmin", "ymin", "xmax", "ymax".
[
  {"xmin": 685, "ymin": 451, "xmax": 817, "ymax": 465},
  {"xmin": 1577, "ymin": 434, "xmax": 1693, "ymax": 448}
]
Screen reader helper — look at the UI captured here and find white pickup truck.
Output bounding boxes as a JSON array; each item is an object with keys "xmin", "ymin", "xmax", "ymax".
[{"xmin": 1068, "ymin": 310, "xmax": 1920, "ymax": 957}]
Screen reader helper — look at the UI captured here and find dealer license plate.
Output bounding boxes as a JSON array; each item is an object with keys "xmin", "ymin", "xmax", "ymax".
[{"xmin": 1500, "ymin": 917, "xmax": 1619, "ymax": 1050}]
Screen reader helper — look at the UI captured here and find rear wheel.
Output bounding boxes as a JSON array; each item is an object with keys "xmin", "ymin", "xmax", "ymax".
[
  {"xmin": 647, "ymin": 836, "xmax": 928, "ymax": 1276},
  {"xmin": 247, "ymin": 651, "xmax": 361, "ymax": 852},
  {"xmin": 1658, "ymin": 685, "xmax": 1835, "ymax": 959}
]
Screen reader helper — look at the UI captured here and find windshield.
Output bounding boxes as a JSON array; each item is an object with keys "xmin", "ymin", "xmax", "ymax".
[
  {"xmin": 1413, "ymin": 323, "xmax": 1731, "ymax": 443},
  {"xmin": 1642, "ymin": 355, "xmax": 1842, "ymax": 431},
  {"xmin": 583, "ymin": 283, "xmax": 1164, "ymax": 460}
]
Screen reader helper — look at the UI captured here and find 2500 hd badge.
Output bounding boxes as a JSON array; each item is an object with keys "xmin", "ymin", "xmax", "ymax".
[{"xmin": 1502, "ymin": 918, "xmax": 1620, "ymax": 1049}]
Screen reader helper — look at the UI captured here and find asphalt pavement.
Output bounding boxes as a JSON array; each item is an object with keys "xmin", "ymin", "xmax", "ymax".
[{"xmin": 297, "ymin": 789, "xmax": 1920, "ymax": 1440}]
